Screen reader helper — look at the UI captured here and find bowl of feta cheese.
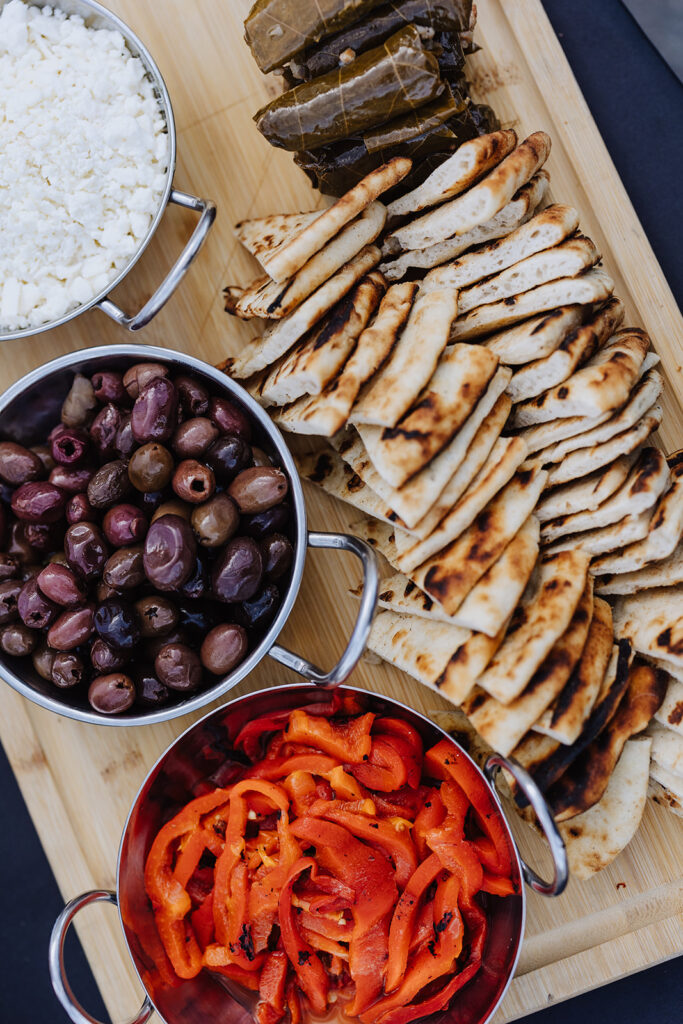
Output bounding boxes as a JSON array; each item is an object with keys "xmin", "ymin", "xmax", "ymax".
[{"xmin": 0, "ymin": 0, "xmax": 216, "ymax": 340}]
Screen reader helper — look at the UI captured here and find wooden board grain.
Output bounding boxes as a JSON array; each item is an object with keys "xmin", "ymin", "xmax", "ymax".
[{"xmin": 0, "ymin": 1, "xmax": 681, "ymax": 1022}]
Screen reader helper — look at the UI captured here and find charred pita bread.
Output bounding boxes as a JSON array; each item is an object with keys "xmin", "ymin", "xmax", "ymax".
[
  {"xmin": 366, "ymin": 609, "xmax": 470, "ymax": 688},
  {"xmin": 506, "ymin": 297, "xmax": 624, "ymax": 404},
  {"xmin": 262, "ymin": 157, "xmax": 411, "ymax": 283},
  {"xmin": 274, "ymin": 281, "xmax": 417, "ymax": 436},
  {"xmin": 230, "ymin": 246, "xmax": 381, "ymax": 378},
  {"xmin": 395, "ymin": 436, "xmax": 528, "ymax": 572},
  {"xmin": 349, "ymin": 288, "xmax": 458, "ymax": 429},
  {"xmin": 557, "ymin": 737, "xmax": 652, "ymax": 880},
  {"xmin": 457, "ymin": 234, "xmax": 600, "ymax": 316},
  {"xmin": 519, "ymin": 409, "xmax": 614, "ymax": 456},
  {"xmin": 386, "ymin": 130, "xmax": 518, "ymax": 218},
  {"xmin": 512, "ymin": 327, "xmax": 651, "ymax": 426},
  {"xmin": 612, "ymin": 586, "xmax": 683, "ymax": 670},
  {"xmin": 592, "ymin": 452, "xmax": 683, "ymax": 575},
  {"xmin": 648, "ymin": 722, "xmax": 683, "ymax": 778},
  {"xmin": 483, "ymin": 304, "xmax": 584, "ymax": 366},
  {"xmin": 541, "ymin": 448, "xmax": 670, "ymax": 543},
  {"xmin": 380, "ymin": 173, "xmax": 549, "ymax": 281},
  {"xmin": 356, "ymin": 344, "xmax": 499, "ymax": 488},
  {"xmin": 235, "ymin": 209, "xmax": 321, "ymax": 262},
  {"xmin": 474, "ymin": 552, "xmax": 591, "ymax": 704},
  {"xmin": 351, "ymin": 518, "xmax": 400, "ymax": 568},
  {"xmin": 450, "ymin": 268, "xmax": 614, "ymax": 341},
  {"xmin": 535, "ymin": 453, "xmax": 637, "ymax": 522},
  {"xmin": 260, "ymin": 273, "xmax": 385, "ymax": 405},
  {"xmin": 648, "ymin": 776, "xmax": 683, "ymax": 818},
  {"xmin": 373, "ymin": 573, "xmax": 456, "ymax": 623},
  {"xmin": 595, "ymin": 539, "xmax": 683, "ymax": 596},
  {"xmin": 654, "ymin": 678, "xmax": 683, "ymax": 736},
  {"xmin": 386, "ymin": 133, "xmax": 551, "ymax": 252},
  {"xmin": 533, "ymin": 597, "xmax": 614, "ymax": 744},
  {"xmin": 413, "ymin": 467, "xmax": 548, "ymax": 615},
  {"xmin": 544, "ymin": 505, "xmax": 655, "ymax": 558}
]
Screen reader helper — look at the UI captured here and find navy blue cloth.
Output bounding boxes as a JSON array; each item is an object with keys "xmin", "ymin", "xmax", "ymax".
[{"xmin": 1, "ymin": 2, "xmax": 681, "ymax": 1022}]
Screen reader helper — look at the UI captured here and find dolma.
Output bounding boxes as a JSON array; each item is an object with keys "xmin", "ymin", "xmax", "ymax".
[
  {"xmin": 362, "ymin": 89, "xmax": 466, "ymax": 152},
  {"xmin": 254, "ymin": 26, "xmax": 445, "ymax": 152},
  {"xmin": 244, "ymin": 0, "xmax": 386, "ymax": 73},
  {"xmin": 288, "ymin": 0, "xmax": 473, "ymax": 81}
]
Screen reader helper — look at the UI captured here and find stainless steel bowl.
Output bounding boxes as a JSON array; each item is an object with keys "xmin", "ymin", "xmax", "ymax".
[
  {"xmin": 49, "ymin": 685, "xmax": 568, "ymax": 1024},
  {"xmin": 0, "ymin": 345, "xmax": 379, "ymax": 725},
  {"xmin": 0, "ymin": 0, "xmax": 216, "ymax": 341}
]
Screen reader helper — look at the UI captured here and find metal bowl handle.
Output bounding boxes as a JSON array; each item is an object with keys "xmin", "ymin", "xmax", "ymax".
[
  {"xmin": 268, "ymin": 531, "xmax": 378, "ymax": 688},
  {"xmin": 97, "ymin": 189, "xmax": 216, "ymax": 331},
  {"xmin": 485, "ymin": 753, "xmax": 569, "ymax": 897},
  {"xmin": 49, "ymin": 890, "xmax": 153, "ymax": 1024}
]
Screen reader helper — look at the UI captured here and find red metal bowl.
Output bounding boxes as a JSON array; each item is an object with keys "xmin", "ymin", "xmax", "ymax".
[{"xmin": 49, "ymin": 684, "xmax": 568, "ymax": 1024}]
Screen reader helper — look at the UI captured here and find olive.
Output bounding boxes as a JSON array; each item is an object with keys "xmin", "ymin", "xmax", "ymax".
[
  {"xmin": 251, "ymin": 446, "xmax": 273, "ymax": 468},
  {"xmin": 200, "ymin": 624, "xmax": 248, "ymax": 675},
  {"xmin": 31, "ymin": 444, "xmax": 56, "ymax": 474},
  {"xmin": 128, "ymin": 443, "xmax": 174, "ymax": 493},
  {"xmin": 88, "ymin": 673, "xmax": 135, "ymax": 714},
  {"xmin": 49, "ymin": 465, "xmax": 94, "ymax": 494},
  {"xmin": 205, "ymin": 435, "xmax": 251, "ymax": 483},
  {"xmin": 64, "ymin": 522, "xmax": 108, "ymax": 580},
  {"xmin": 208, "ymin": 397, "xmax": 252, "ymax": 441},
  {"xmin": 123, "ymin": 362, "xmax": 169, "ymax": 400},
  {"xmin": 191, "ymin": 493, "xmax": 239, "ymax": 547},
  {"xmin": 61, "ymin": 374, "xmax": 97, "ymax": 428},
  {"xmin": 17, "ymin": 578, "xmax": 59, "ymax": 629},
  {"xmin": 51, "ymin": 426, "xmax": 89, "ymax": 466},
  {"xmin": 0, "ymin": 442, "xmax": 44, "ymax": 485},
  {"xmin": 172, "ymin": 459, "xmax": 215, "ymax": 505},
  {"xmin": 102, "ymin": 504, "xmax": 148, "ymax": 547},
  {"xmin": 103, "ymin": 545, "xmax": 146, "ymax": 590},
  {"xmin": 228, "ymin": 467, "xmax": 288, "ymax": 514},
  {"xmin": 131, "ymin": 378, "xmax": 178, "ymax": 443},
  {"xmin": 94, "ymin": 598, "xmax": 140, "ymax": 651},
  {"xmin": 174, "ymin": 376, "xmax": 210, "ymax": 417},
  {"xmin": 47, "ymin": 604, "xmax": 95, "ymax": 651},
  {"xmin": 32, "ymin": 643, "xmax": 56, "ymax": 681},
  {"xmin": 261, "ymin": 533, "xmax": 294, "ymax": 581},
  {"xmin": 151, "ymin": 499, "xmax": 191, "ymax": 523},
  {"xmin": 91, "ymin": 371, "xmax": 127, "ymax": 404},
  {"xmin": 114, "ymin": 414, "xmax": 136, "ymax": 459},
  {"xmin": 155, "ymin": 642, "xmax": 202, "ymax": 692},
  {"xmin": 143, "ymin": 515, "xmax": 197, "ymax": 592},
  {"xmin": 0, "ymin": 621, "xmax": 38, "ymax": 656},
  {"xmin": 172, "ymin": 417, "xmax": 219, "ymax": 458},
  {"xmin": 89, "ymin": 404, "xmax": 122, "ymax": 458},
  {"xmin": 0, "ymin": 554, "xmax": 19, "ymax": 582},
  {"xmin": 12, "ymin": 482, "xmax": 66, "ymax": 524},
  {"xmin": 0, "ymin": 579, "xmax": 23, "ymax": 623},
  {"xmin": 7, "ymin": 522, "xmax": 38, "ymax": 565},
  {"xmin": 235, "ymin": 583, "xmax": 280, "ymax": 631},
  {"xmin": 241, "ymin": 501, "xmax": 291, "ymax": 540},
  {"xmin": 87, "ymin": 460, "xmax": 130, "ymax": 509},
  {"xmin": 134, "ymin": 667, "xmax": 170, "ymax": 707},
  {"xmin": 212, "ymin": 536, "xmax": 263, "ymax": 603},
  {"xmin": 134, "ymin": 595, "xmax": 179, "ymax": 638},
  {"xmin": 24, "ymin": 521, "xmax": 64, "ymax": 555},
  {"xmin": 51, "ymin": 651, "xmax": 85, "ymax": 689},
  {"xmin": 65, "ymin": 493, "xmax": 94, "ymax": 525},
  {"xmin": 90, "ymin": 638, "xmax": 129, "ymax": 674},
  {"xmin": 144, "ymin": 627, "xmax": 188, "ymax": 662},
  {"xmin": 37, "ymin": 564, "xmax": 87, "ymax": 607}
]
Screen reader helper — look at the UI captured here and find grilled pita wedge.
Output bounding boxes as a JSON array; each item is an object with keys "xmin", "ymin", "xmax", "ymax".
[
  {"xmin": 373, "ymin": 573, "xmax": 457, "ymax": 624},
  {"xmin": 544, "ymin": 505, "xmax": 655, "ymax": 558},
  {"xmin": 235, "ymin": 210, "xmax": 321, "ymax": 262},
  {"xmin": 612, "ymin": 586, "xmax": 683, "ymax": 670},
  {"xmin": 595, "ymin": 539, "xmax": 683, "ymax": 596},
  {"xmin": 534, "ymin": 453, "xmax": 637, "ymax": 522},
  {"xmin": 649, "ymin": 770, "xmax": 683, "ymax": 818},
  {"xmin": 483, "ymin": 304, "xmax": 584, "ymax": 366},
  {"xmin": 654, "ymin": 678, "xmax": 683, "ymax": 736},
  {"xmin": 351, "ymin": 518, "xmax": 399, "ymax": 568},
  {"xmin": 648, "ymin": 722, "xmax": 683, "ymax": 777}
]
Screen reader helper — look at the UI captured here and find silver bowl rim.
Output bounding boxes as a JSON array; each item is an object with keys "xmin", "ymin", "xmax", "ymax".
[
  {"xmin": 0, "ymin": 343, "xmax": 309, "ymax": 726},
  {"xmin": 0, "ymin": 0, "xmax": 177, "ymax": 343}
]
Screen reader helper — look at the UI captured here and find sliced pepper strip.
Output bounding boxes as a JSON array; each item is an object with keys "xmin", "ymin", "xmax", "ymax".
[
  {"xmin": 412, "ymin": 789, "xmax": 445, "ymax": 860},
  {"xmin": 256, "ymin": 950, "xmax": 289, "ymax": 1024},
  {"xmin": 247, "ymin": 753, "xmax": 338, "ymax": 781},
  {"xmin": 349, "ymin": 736, "xmax": 408, "ymax": 792},
  {"xmin": 154, "ymin": 910, "xmax": 203, "ymax": 980},
  {"xmin": 373, "ymin": 718, "xmax": 423, "ymax": 789},
  {"xmin": 313, "ymin": 806, "xmax": 418, "ymax": 889},
  {"xmin": 385, "ymin": 853, "xmax": 443, "ymax": 993},
  {"xmin": 285, "ymin": 709, "xmax": 374, "ymax": 762},
  {"xmin": 278, "ymin": 857, "xmax": 329, "ymax": 1013},
  {"xmin": 190, "ymin": 890, "xmax": 215, "ymax": 950}
]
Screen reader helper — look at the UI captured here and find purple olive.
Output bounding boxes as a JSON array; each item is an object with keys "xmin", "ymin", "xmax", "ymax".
[
  {"xmin": 134, "ymin": 595, "xmax": 179, "ymax": 638},
  {"xmin": 174, "ymin": 375, "xmax": 210, "ymax": 416},
  {"xmin": 37, "ymin": 564, "xmax": 87, "ymax": 607},
  {"xmin": 0, "ymin": 554, "xmax": 19, "ymax": 582},
  {"xmin": 24, "ymin": 521, "xmax": 64, "ymax": 555},
  {"xmin": 88, "ymin": 673, "xmax": 135, "ymax": 714},
  {"xmin": 87, "ymin": 460, "xmax": 130, "ymax": 509},
  {"xmin": 91, "ymin": 371, "xmax": 127, "ymax": 404},
  {"xmin": 32, "ymin": 643, "xmax": 56, "ymax": 681},
  {"xmin": 66, "ymin": 493, "xmax": 94, "ymax": 525},
  {"xmin": 208, "ymin": 397, "xmax": 252, "ymax": 441},
  {"xmin": 0, "ymin": 579, "xmax": 23, "ymax": 623},
  {"xmin": 205, "ymin": 435, "xmax": 252, "ymax": 483},
  {"xmin": 143, "ymin": 514, "xmax": 196, "ymax": 592},
  {"xmin": 131, "ymin": 378, "xmax": 178, "ymax": 443},
  {"xmin": 47, "ymin": 604, "xmax": 95, "ymax": 651},
  {"xmin": 90, "ymin": 638, "xmax": 129, "ymax": 673},
  {"xmin": 17, "ymin": 578, "xmax": 59, "ymax": 629},
  {"xmin": 114, "ymin": 414, "xmax": 136, "ymax": 459},
  {"xmin": 49, "ymin": 465, "xmax": 94, "ymax": 494},
  {"xmin": 261, "ymin": 533, "xmax": 293, "ymax": 581},
  {"xmin": 94, "ymin": 598, "xmax": 140, "ymax": 651},
  {"xmin": 172, "ymin": 459, "xmax": 215, "ymax": 505},
  {"xmin": 89, "ymin": 404, "xmax": 123, "ymax": 458},
  {"xmin": 123, "ymin": 362, "xmax": 169, "ymax": 400},
  {"xmin": 200, "ymin": 624, "xmax": 248, "ymax": 675},
  {"xmin": 6, "ymin": 522, "xmax": 37, "ymax": 565},
  {"xmin": 191, "ymin": 493, "xmax": 239, "ymax": 547},
  {"xmin": 102, "ymin": 504, "xmax": 148, "ymax": 547},
  {"xmin": 212, "ymin": 536, "xmax": 263, "ymax": 603},
  {"xmin": 134, "ymin": 667, "xmax": 170, "ymax": 707},
  {"xmin": 30, "ymin": 444, "xmax": 55, "ymax": 475},
  {"xmin": 0, "ymin": 442, "xmax": 44, "ymax": 485},
  {"xmin": 155, "ymin": 642, "xmax": 202, "ymax": 692},
  {"xmin": 0, "ymin": 621, "xmax": 38, "ymax": 656},
  {"xmin": 11, "ymin": 482, "xmax": 66, "ymax": 524},
  {"xmin": 103, "ymin": 545, "xmax": 146, "ymax": 590},
  {"xmin": 51, "ymin": 426, "xmax": 89, "ymax": 466},
  {"xmin": 51, "ymin": 652, "xmax": 85, "ymax": 689},
  {"xmin": 64, "ymin": 522, "xmax": 109, "ymax": 580},
  {"xmin": 171, "ymin": 417, "xmax": 219, "ymax": 458},
  {"xmin": 228, "ymin": 467, "xmax": 288, "ymax": 514}
]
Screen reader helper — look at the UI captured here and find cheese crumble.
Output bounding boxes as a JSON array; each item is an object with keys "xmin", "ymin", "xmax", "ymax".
[{"xmin": 0, "ymin": 1, "xmax": 169, "ymax": 332}]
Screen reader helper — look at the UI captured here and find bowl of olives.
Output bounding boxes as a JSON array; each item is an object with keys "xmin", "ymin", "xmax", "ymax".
[{"xmin": 0, "ymin": 345, "xmax": 378, "ymax": 724}]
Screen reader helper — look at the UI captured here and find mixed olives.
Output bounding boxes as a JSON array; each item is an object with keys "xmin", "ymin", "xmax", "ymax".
[{"xmin": 0, "ymin": 363, "xmax": 294, "ymax": 715}]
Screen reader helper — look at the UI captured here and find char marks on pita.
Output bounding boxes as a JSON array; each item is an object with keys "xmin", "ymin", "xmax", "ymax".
[
  {"xmin": 595, "ymin": 539, "xmax": 683, "ymax": 596},
  {"xmin": 484, "ymin": 304, "xmax": 584, "ymax": 366},
  {"xmin": 535, "ymin": 453, "xmax": 637, "ymax": 522},
  {"xmin": 612, "ymin": 585, "xmax": 683, "ymax": 670},
  {"xmin": 654, "ymin": 678, "xmax": 683, "ymax": 736}
]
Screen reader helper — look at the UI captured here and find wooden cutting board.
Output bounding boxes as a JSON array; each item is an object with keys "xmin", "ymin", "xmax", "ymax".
[{"xmin": 0, "ymin": 1, "xmax": 681, "ymax": 1022}]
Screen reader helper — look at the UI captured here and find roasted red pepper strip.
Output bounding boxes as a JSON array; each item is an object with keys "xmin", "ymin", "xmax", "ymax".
[
  {"xmin": 247, "ymin": 753, "xmax": 338, "ymax": 781},
  {"xmin": 350, "ymin": 736, "xmax": 408, "ymax": 792},
  {"xmin": 347, "ymin": 915, "xmax": 391, "ymax": 1017},
  {"xmin": 412, "ymin": 788, "xmax": 445, "ymax": 860},
  {"xmin": 312, "ymin": 806, "xmax": 418, "ymax": 888},
  {"xmin": 481, "ymin": 872, "xmax": 518, "ymax": 897},
  {"xmin": 426, "ymin": 828, "xmax": 483, "ymax": 903},
  {"xmin": 374, "ymin": 718, "xmax": 423, "ymax": 789},
  {"xmin": 286, "ymin": 979, "xmax": 302, "ymax": 1024},
  {"xmin": 256, "ymin": 950, "xmax": 289, "ymax": 1024},
  {"xmin": 154, "ymin": 910, "xmax": 204, "ymax": 980},
  {"xmin": 278, "ymin": 858, "xmax": 329, "ymax": 1013},
  {"xmin": 208, "ymin": 961, "xmax": 262, "ymax": 990},
  {"xmin": 298, "ymin": 909, "xmax": 352, "ymax": 943},
  {"xmin": 190, "ymin": 890, "xmax": 215, "ymax": 950},
  {"xmin": 249, "ymin": 807, "xmax": 302, "ymax": 952},
  {"xmin": 285, "ymin": 709, "xmax": 374, "ymax": 762},
  {"xmin": 386, "ymin": 852, "xmax": 443, "ymax": 993}
]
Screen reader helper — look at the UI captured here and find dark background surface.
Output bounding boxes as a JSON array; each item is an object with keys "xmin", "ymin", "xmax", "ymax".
[{"xmin": 1, "ymin": 1, "xmax": 681, "ymax": 1022}]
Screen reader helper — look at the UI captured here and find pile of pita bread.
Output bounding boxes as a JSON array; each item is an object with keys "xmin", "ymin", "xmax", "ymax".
[{"xmin": 221, "ymin": 128, "xmax": 682, "ymax": 877}]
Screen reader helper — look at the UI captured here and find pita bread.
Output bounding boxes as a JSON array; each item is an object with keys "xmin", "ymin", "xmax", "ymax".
[
  {"xmin": 654, "ymin": 678, "xmax": 683, "ymax": 736},
  {"xmin": 274, "ymin": 282, "xmax": 417, "ymax": 436},
  {"xmin": 395, "ymin": 436, "xmax": 528, "ymax": 572},
  {"xmin": 366, "ymin": 609, "xmax": 470, "ymax": 688},
  {"xmin": 595, "ymin": 539, "xmax": 683, "ymax": 596},
  {"xmin": 544, "ymin": 505, "xmax": 655, "ymax": 558},
  {"xmin": 386, "ymin": 130, "xmax": 518, "ymax": 218},
  {"xmin": 373, "ymin": 573, "xmax": 457, "ymax": 624},
  {"xmin": 592, "ymin": 452, "xmax": 683, "ymax": 575},
  {"xmin": 260, "ymin": 273, "xmax": 385, "ymax": 405},
  {"xmin": 379, "ymin": 173, "xmax": 549, "ymax": 281},
  {"xmin": 457, "ymin": 234, "xmax": 600, "ymax": 316},
  {"xmin": 533, "ymin": 597, "xmax": 614, "ymax": 744},
  {"xmin": 535, "ymin": 453, "xmax": 637, "ymax": 522},
  {"xmin": 612, "ymin": 586, "xmax": 683, "ymax": 670},
  {"xmin": 648, "ymin": 776, "xmax": 683, "ymax": 818},
  {"xmin": 543, "ymin": 405, "xmax": 662, "ymax": 488},
  {"xmin": 413, "ymin": 467, "xmax": 548, "ymax": 614},
  {"xmin": 437, "ymin": 631, "xmax": 507, "ymax": 707},
  {"xmin": 332, "ymin": 368, "xmax": 511, "ymax": 529},
  {"xmin": 648, "ymin": 723, "xmax": 683, "ymax": 778},
  {"xmin": 474, "ymin": 552, "xmax": 591, "ymax": 704},
  {"xmin": 506, "ymin": 297, "xmax": 624, "ymax": 404},
  {"xmin": 356, "ymin": 345, "xmax": 499, "ymax": 488},
  {"xmin": 511, "ymin": 731, "xmax": 561, "ymax": 777},
  {"xmin": 483, "ymin": 305, "xmax": 584, "ymax": 366},
  {"xmin": 519, "ymin": 409, "xmax": 614, "ymax": 456},
  {"xmin": 422, "ymin": 205, "xmax": 580, "ymax": 295},
  {"xmin": 386, "ymin": 133, "xmax": 551, "ymax": 252},
  {"xmin": 230, "ymin": 245, "xmax": 381, "ymax": 378},
  {"xmin": 235, "ymin": 210, "xmax": 321, "ymax": 262},
  {"xmin": 548, "ymin": 663, "xmax": 666, "ymax": 821},
  {"xmin": 523, "ymin": 369, "xmax": 663, "ymax": 460},
  {"xmin": 450, "ymin": 268, "xmax": 614, "ymax": 341},
  {"xmin": 557, "ymin": 737, "xmax": 651, "ymax": 880},
  {"xmin": 512, "ymin": 327, "xmax": 651, "ymax": 426},
  {"xmin": 349, "ymin": 288, "xmax": 458, "ymax": 428},
  {"xmin": 261, "ymin": 157, "xmax": 411, "ymax": 283},
  {"xmin": 541, "ymin": 448, "xmax": 670, "ymax": 543},
  {"xmin": 351, "ymin": 518, "xmax": 400, "ymax": 568}
]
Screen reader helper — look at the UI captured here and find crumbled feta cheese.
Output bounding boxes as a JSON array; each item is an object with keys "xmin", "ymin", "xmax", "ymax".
[{"xmin": 0, "ymin": 0, "xmax": 169, "ymax": 331}]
